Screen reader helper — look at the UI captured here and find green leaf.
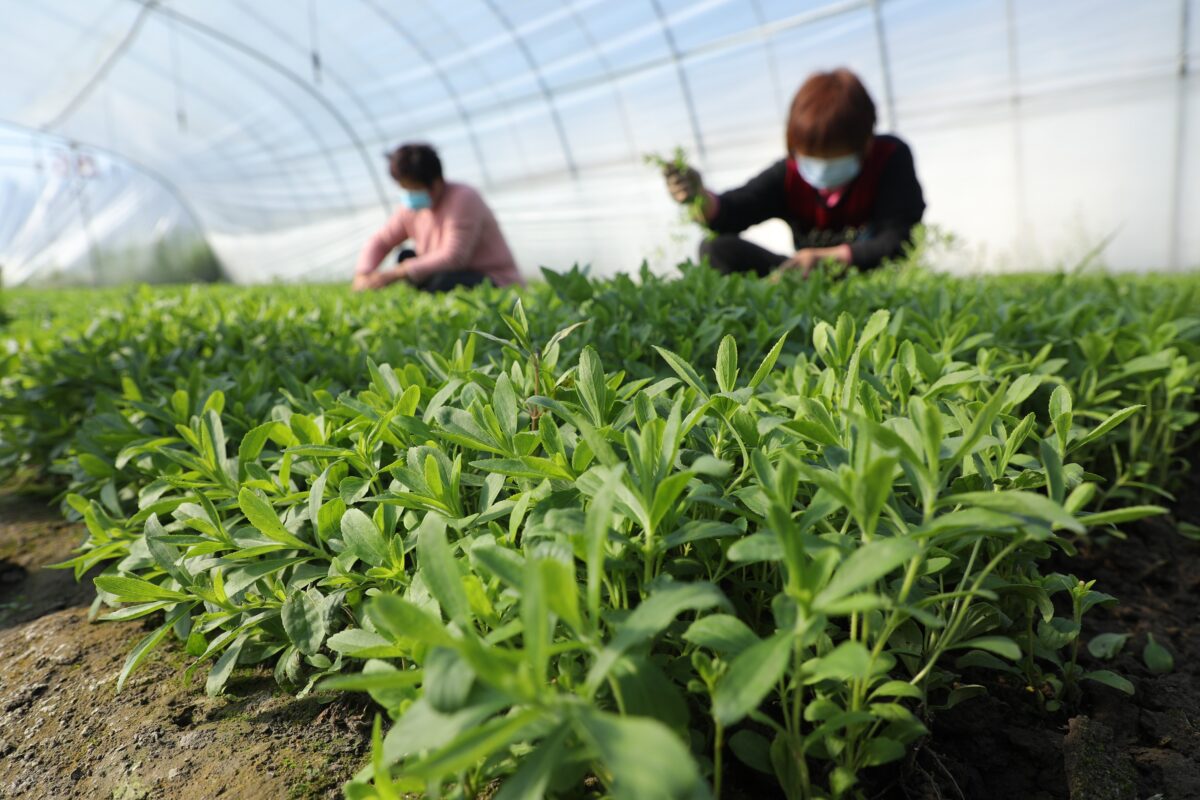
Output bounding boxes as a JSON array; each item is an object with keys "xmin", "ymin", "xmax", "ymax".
[
  {"xmin": 117, "ymin": 606, "xmax": 189, "ymax": 693},
  {"xmin": 1073, "ymin": 405, "xmax": 1143, "ymax": 450},
  {"xmin": 715, "ymin": 335, "xmax": 738, "ymax": 393},
  {"xmin": 814, "ymin": 537, "xmax": 919, "ymax": 608},
  {"xmin": 340, "ymin": 508, "xmax": 390, "ymax": 567},
  {"xmin": 577, "ymin": 347, "xmax": 609, "ymax": 426},
  {"xmin": 862, "ymin": 736, "xmax": 906, "ymax": 766},
  {"xmin": 367, "ymin": 594, "xmax": 456, "ymax": 648},
  {"xmin": 586, "ymin": 582, "xmax": 727, "ymax": 692},
  {"xmin": 470, "ymin": 457, "xmax": 572, "ymax": 481},
  {"xmin": 1049, "ymin": 385, "xmax": 1073, "ymax": 421},
  {"xmin": 95, "ymin": 575, "xmax": 191, "ymax": 603},
  {"xmin": 805, "ymin": 640, "xmax": 874, "ymax": 683},
  {"xmin": 237, "ymin": 421, "xmax": 282, "ymax": 466},
  {"xmin": 729, "ymin": 729, "xmax": 773, "ymax": 775},
  {"xmin": 402, "ymin": 708, "xmax": 542, "ymax": 781},
  {"xmin": 941, "ymin": 491, "xmax": 1083, "ymax": 533},
  {"xmin": 1143, "ymin": 634, "xmax": 1174, "ymax": 675},
  {"xmin": 1078, "ymin": 505, "xmax": 1167, "ymax": 527},
  {"xmin": 238, "ymin": 487, "xmax": 315, "ymax": 551},
  {"xmin": 206, "ymin": 633, "xmax": 248, "ymax": 697},
  {"xmin": 1087, "ymin": 632, "xmax": 1129, "ymax": 660},
  {"xmin": 492, "ymin": 372, "xmax": 520, "ymax": 440},
  {"xmin": 683, "ymin": 614, "xmax": 759, "ymax": 655},
  {"xmin": 712, "ymin": 632, "xmax": 792, "ymax": 725},
  {"xmin": 950, "ymin": 636, "xmax": 1022, "ymax": 661},
  {"xmin": 748, "ymin": 332, "xmax": 788, "ymax": 389},
  {"xmin": 537, "ymin": 550, "xmax": 583, "ymax": 634},
  {"xmin": 1084, "ymin": 669, "xmax": 1134, "ymax": 695},
  {"xmin": 417, "ymin": 513, "xmax": 471, "ymax": 626},
  {"xmin": 282, "ymin": 589, "xmax": 327, "ymax": 655},
  {"xmin": 650, "ymin": 471, "xmax": 693, "ymax": 530},
  {"xmin": 493, "ymin": 724, "xmax": 570, "ymax": 800},
  {"xmin": 325, "ymin": 629, "xmax": 407, "ymax": 659},
  {"xmin": 574, "ymin": 709, "xmax": 707, "ymax": 800},
  {"xmin": 318, "ymin": 668, "xmax": 424, "ymax": 693},
  {"xmin": 653, "ymin": 345, "xmax": 709, "ymax": 398}
]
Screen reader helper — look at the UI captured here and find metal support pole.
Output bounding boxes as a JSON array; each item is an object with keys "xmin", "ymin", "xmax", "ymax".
[
  {"xmin": 1004, "ymin": 0, "xmax": 1029, "ymax": 254},
  {"xmin": 869, "ymin": 0, "xmax": 899, "ymax": 131},
  {"xmin": 649, "ymin": 0, "xmax": 707, "ymax": 164},
  {"xmin": 358, "ymin": 0, "xmax": 495, "ymax": 188},
  {"xmin": 482, "ymin": 0, "xmax": 580, "ymax": 178},
  {"xmin": 1168, "ymin": 0, "xmax": 1191, "ymax": 270}
]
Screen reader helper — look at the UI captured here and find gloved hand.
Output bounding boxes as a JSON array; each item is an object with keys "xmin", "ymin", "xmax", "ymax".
[{"xmin": 663, "ymin": 163, "xmax": 704, "ymax": 205}]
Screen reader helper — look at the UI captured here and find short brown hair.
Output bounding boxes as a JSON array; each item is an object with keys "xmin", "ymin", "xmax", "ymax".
[
  {"xmin": 388, "ymin": 142, "xmax": 443, "ymax": 186},
  {"xmin": 786, "ymin": 69, "xmax": 876, "ymax": 155}
]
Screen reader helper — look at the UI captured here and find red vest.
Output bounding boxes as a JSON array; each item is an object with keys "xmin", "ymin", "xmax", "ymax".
[{"xmin": 783, "ymin": 138, "xmax": 898, "ymax": 231}]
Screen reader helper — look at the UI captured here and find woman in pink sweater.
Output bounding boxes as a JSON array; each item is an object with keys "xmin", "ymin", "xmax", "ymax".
[{"xmin": 353, "ymin": 143, "xmax": 523, "ymax": 292}]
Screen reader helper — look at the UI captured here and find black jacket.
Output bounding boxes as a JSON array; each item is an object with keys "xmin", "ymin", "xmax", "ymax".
[{"xmin": 708, "ymin": 135, "xmax": 925, "ymax": 270}]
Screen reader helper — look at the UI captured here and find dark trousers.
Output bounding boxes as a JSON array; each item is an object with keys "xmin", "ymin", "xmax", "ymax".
[
  {"xmin": 699, "ymin": 235, "xmax": 788, "ymax": 277},
  {"xmin": 396, "ymin": 248, "xmax": 489, "ymax": 293}
]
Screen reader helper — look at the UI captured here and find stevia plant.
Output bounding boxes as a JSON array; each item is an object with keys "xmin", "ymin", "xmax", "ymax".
[{"xmin": 3, "ymin": 265, "xmax": 1199, "ymax": 798}]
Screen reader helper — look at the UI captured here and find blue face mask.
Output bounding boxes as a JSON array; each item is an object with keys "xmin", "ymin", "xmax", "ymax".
[
  {"xmin": 400, "ymin": 189, "xmax": 432, "ymax": 210},
  {"xmin": 796, "ymin": 154, "xmax": 862, "ymax": 190}
]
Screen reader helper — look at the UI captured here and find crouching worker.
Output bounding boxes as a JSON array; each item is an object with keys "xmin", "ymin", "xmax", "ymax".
[
  {"xmin": 663, "ymin": 68, "xmax": 925, "ymax": 280},
  {"xmin": 353, "ymin": 143, "xmax": 523, "ymax": 292}
]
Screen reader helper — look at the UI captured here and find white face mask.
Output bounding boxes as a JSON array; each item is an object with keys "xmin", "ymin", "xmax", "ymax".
[{"xmin": 796, "ymin": 153, "xmax": 862, "ymax": 190}]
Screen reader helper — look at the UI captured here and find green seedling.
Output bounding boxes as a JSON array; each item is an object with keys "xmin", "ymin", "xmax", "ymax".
[{"xmin": 2, "ymin": 264, "xmax": 1197, "ymax": 798}]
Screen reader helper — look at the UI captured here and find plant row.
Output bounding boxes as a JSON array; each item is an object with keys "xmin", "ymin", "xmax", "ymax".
[{"xmin": 2, "ymin": 264, "xmax": 1200, "ymax": 798}]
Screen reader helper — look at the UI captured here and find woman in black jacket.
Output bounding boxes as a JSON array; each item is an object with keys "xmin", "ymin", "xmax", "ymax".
[{"xmin": 664, "ymin": 68, "xmax": 925, "ymax": 279}]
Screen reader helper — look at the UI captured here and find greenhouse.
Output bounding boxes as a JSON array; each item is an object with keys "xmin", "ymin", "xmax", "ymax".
[{"xmin": 1, "ymin": 1, "xmax": 1198, "ymax": 798}]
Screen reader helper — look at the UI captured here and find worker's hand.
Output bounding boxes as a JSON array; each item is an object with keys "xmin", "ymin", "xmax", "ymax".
[
  {"xmin": 354, "ymin": 267, "xmax": 407, "ymax": 292},
  {"xmin": 663, "ymin": 163, "xmax": 704, "ymax": 205},
  {"xmin": 768, "ymin": 249, "xmax": 821, "ymax": 284}
]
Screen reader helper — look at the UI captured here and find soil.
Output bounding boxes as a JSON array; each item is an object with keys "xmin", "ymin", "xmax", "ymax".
[
  {"xmin": 914, "ymin": 507, "xmax": 1200, "ymax": 800},
  {"xmin": 0, "ymin": 493, "xmax": 371, "ymax": 800},
  {"xmin": 1, "ymin": 484, "xmax": 1198, "ymax": 800}
]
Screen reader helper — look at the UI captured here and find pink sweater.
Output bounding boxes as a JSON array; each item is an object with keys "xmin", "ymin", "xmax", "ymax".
[{"xmin": 355, "ymin": 182, "xmax": 523, "ymax": 286}]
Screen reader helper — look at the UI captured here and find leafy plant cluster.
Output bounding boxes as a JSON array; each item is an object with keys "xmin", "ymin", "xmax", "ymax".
[{"xmin": 3, "ymin": 263, "xmax": 1200, "ymax": 799}]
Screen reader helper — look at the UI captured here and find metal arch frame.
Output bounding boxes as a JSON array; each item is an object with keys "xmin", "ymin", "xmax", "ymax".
[
  {"xmin": 1168, "ymin": 0, "xmax": 1191, "ymax": 270},
  {"xmin": 747, "ymin": 0, "xmax": 789, "ymax": 115},
  {"xmin": 356, "ymin": 0, "xmax": 495, "ymax": 187},
  {"xmin": 28, "ymin": 0, "xmax": 320, "ymax": 225},
  {"xmin": 272, "ymin": 0, "xmax": 877, "ymax": 167},
  {"xmin": 131, "ymin": 0, "xmax": 391, "ymax": 216},
  {"xmin": 481, "ymin": 0, "xmax": 580, "ymax": 178},
  {"xmin": 409, "ymin": 0, "xmax": 546, "ymax": 180},
  {"xmin": 648, "ymin": 0, "xmax": 707, "ymax": 164},
  {"xmin": 0, "ymin": 117, "xmax": 221, "ymax": 281},
  {"xmin": 409, "ymin": 0, "xmax": 539, "ymax": 180},
  {"xmin": 566, "ymin": 5, "xmax": 643, "ymax": 163},
  {"xmin": 232, "ymin": 0, "xmax": 391, "ymax": 148},
  {"xmin": 168, "ymin": 21, "xmax": 358, "ymax": 210},
  {"xmin": 40, "ymin": 0, "xmax": 158, "ymax": 131},
  {"xmin": 39, "ymin": 0, "xmax": 157, "ymax": 131}
]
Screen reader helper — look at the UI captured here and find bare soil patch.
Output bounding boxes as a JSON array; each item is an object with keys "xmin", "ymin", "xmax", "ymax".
[{"xmin": 0, "ymin": 494, "xmax": 370, "ymax": 800}]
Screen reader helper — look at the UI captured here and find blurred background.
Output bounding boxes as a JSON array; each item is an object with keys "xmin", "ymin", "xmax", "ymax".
[{"xmin": 0, "ymin": 0, "xmax": 1195, "ymax": 286}]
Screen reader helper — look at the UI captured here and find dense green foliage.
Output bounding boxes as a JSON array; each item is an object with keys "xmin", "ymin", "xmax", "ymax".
[{"xmin": 2, "ymin": 264, "xmax": 1199, "ymax": 799}]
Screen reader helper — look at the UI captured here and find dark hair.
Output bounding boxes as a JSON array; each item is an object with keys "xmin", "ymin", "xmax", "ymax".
[
  {"xmin": 786, "ymin": 68, "xmax": 876, "ymax": 155},
  {"xmin": 388, "ymin": 142, "xmax": 443, "ymax": 186}
]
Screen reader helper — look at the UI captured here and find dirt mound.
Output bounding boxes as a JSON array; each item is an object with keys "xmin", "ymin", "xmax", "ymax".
[{"xmin": 0, "ymin": 497, "xmax": 370, "ymax": 800}]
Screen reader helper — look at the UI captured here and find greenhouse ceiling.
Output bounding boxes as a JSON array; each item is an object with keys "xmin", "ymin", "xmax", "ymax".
[{"xmin": 0, "ymin": 0, "xmax": 1196, "ymax": 285}]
